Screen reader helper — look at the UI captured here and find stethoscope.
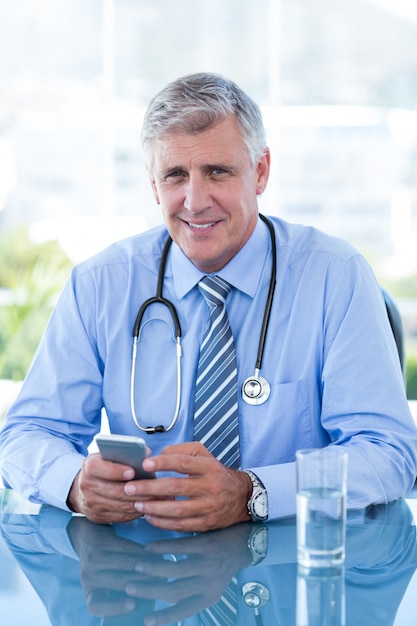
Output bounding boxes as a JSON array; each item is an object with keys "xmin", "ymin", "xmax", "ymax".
[
  {"xmin": 170, "ymin": 581, "xmax": 270, "ymax": 626},
  {"xmin": 242, "ymin": 582, "xmax": 270, "ymax": 625},
  {"xmin": 130, "ymin": 213, "xmax": 277, "ymax": 434}
]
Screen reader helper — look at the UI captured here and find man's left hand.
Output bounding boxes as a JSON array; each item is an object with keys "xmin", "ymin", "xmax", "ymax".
[{"xmin": 123, "ymin": 442, "xmax": 252, "ymax": 532}]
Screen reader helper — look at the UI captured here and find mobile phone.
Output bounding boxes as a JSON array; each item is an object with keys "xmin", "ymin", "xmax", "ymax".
[{"xmin": 95, "ymin": 434, "xmax": 156, "ymax": 479}]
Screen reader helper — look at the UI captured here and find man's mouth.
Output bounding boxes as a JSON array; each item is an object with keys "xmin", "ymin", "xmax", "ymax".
[{"xmin": 187, "ymin": 221, "xmax": 216, "ymax": 230}]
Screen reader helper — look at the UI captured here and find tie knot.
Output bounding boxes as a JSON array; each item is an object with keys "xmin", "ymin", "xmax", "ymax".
[{"xmin": 198, "ymin": 275, "xmax": 232, "ymax": 307}]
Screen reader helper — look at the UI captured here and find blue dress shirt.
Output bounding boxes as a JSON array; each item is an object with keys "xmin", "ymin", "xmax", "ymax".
[{"xmin": 1, "ymin": 215, "xmax": 417, "ymax": 519}]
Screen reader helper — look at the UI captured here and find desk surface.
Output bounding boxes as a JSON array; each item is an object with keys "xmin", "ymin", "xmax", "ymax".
[{"xmin": 1, "ymin": 489, "xmax": 417, "ymax": 626}]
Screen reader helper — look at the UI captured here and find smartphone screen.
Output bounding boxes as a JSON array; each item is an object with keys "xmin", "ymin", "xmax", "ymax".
[{"xmin": 95, "ymin": 434, "xmax": 156, "ymax": 479}]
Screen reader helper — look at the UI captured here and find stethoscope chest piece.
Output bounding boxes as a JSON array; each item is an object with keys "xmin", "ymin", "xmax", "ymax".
[
  {"xmin": 242, "ymin": 581, "xmax": 270, "ymax": 609},
  {"xmin": 242, "ymin": 375, "xmax": 270, "ymax": 405}
]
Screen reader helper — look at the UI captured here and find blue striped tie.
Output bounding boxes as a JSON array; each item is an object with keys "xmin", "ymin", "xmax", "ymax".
[
  {"xmin": 200, "ymin": 576, "xmax": 239, "ymax": 626},
  {"xmin": 194, "ymin": 275, "xmax": 240, "ymax": 469}
]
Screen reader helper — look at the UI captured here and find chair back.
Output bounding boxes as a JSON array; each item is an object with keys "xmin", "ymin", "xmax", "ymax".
[{"xmin": 382, "ymin": 288, "xmax": 405, "ymax": 380}]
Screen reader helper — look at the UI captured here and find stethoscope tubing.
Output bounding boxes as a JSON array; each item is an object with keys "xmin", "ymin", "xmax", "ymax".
[
  {"xmin": 130, "ymin": 214, "xmax": 276, "ymax": 432},
  {"xmin": 254, "ymin": 214, "xmax": 277, "ymax": 371},
  {"xmin": 130, "ymin": 236, "xmax": 182, "ymax": 433}
]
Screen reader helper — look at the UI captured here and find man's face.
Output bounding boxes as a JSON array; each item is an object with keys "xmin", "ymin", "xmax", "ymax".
[{"xmin": 147, "ymin": 117, "xmax": 270, "ymax": 273}]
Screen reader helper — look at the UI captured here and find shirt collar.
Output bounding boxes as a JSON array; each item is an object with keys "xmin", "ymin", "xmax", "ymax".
[{"xmin": 171, "ymin": 216, "xmax": 271, "ymax": 299}]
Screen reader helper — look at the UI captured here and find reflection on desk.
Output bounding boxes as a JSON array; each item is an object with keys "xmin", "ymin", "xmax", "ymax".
[{"xmin": 0, "ymin": 489, "xmax": 417, "ymax": 626}]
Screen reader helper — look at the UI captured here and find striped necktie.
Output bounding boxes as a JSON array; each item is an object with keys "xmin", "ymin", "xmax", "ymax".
[
  {"xmin": 193, "ymin": 275, "xmax": 240, "ymax": 469},
  {"xmin": 199, "ymin": 576, "xmax": 239, "ymax": 626}
]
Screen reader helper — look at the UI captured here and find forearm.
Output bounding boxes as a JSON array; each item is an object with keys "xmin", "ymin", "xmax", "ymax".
[
  {"xmin": 251, "ymin": 432, "xmax": 417, "ymax": 521},
  {"xmin": 0, "ymin": 425, "xmax": 85, "ymax": 510}
]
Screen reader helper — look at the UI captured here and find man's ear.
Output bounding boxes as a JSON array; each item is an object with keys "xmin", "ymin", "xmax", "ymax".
[
  {"xmin": 255, "ymin": 148, "xmax": 271, "ymax": 196},
  {"xmin": 146, "ymin": 162, "xmax": 160, "ymax": 204},
  {"xmin": 149, "ymin": 177, "xmax": 160, "ymax": 205}
]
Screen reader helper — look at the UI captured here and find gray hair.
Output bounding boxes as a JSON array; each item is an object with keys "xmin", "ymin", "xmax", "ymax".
[{"xmin": 141, "ymin": 72, "xmax": 267, "ymax": 164}]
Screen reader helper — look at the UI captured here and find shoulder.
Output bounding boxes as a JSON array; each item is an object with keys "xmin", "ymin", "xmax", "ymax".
[
  {"xmin": 264, "ymin": 215, "xmax": 377, "ymax": 304},
  {"xmin": 266, "ymin": 215, "xmax": 359, "ymax": 263},
  {"xmin": 72, "ymin": 225, "xmax": 169, "ymax": 280}
]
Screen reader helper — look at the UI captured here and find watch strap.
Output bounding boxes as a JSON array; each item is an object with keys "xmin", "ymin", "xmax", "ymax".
[
  {"xmin": 244, "ymin": 470, "xmax": 269, "ymax": 521},
  {"xmin": 247, "ymin": 524, "xmax": 269, "ymax": 565}
]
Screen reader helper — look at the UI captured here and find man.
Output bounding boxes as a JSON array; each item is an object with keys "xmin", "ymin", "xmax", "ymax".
[{"xmin": 1, "ymin": 73, "xmax": 417, "ymax": 532}]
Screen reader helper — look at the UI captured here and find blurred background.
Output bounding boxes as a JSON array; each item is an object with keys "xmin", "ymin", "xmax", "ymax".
[{"xmin": 1, "ymin": 0, "xmax": 417, "ymax": 415}]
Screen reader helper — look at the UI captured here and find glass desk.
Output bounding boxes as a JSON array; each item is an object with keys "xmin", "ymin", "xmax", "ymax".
[{"xmin": 1, "ymin": 488, "xmax": 417, "ymax": 626}]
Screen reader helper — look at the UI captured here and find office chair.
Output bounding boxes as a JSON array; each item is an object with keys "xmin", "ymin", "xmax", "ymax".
[{"xmin": 381, "ymin": 288, "xmax": 405, "ymax": 380}]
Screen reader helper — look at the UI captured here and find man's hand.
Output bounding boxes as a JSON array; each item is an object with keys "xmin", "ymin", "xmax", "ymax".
[
  {"xmin": 67, "ymin": 442, "xmax": 253, "ymax": 531},
  {"xmin": 67, "ymin": 452, "xmax": 162, "ymax": 524},
  {"xmin": 124, "ymin": 442, "xmax": 253, "ymax": 532}
]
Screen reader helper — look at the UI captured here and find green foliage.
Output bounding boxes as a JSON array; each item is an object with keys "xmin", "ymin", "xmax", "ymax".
[
  {"xmin": 379, "ymin": 276, "xmax": 417, "ymax": 399},
  {"xmin": 0, "ymin": 227, "xmax": 73, "ymax": 380},
  {"xmin": 407, "ymin": 353, "xmax": 417, "ymax": 400},
  {"xmin": 380, "ymin": 275, "xmax": 417, "ymax": 299}
]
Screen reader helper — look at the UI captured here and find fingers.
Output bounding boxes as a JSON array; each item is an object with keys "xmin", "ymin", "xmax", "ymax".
[
  {"xmin": 160, "ymin": 441, "xmax": 212, "ymax": 457},
  {"xmin": 125, "ymin": 460, "xmax": 250, "ymax": 532},
  {"xmin": 86, "ymin": 589, "xmax": 137, "ymax": 618},
  {"xmin": 85, "ymin": 452, "xmax": 136, "ymax": 481},
  {"xmin": 68, "ymin": 443, "xmax": 250, "ymax": 530},
  {"xmin": 142, "ymin": 443, "xmax": 217, "ymax": 476},
  {"xmin": 68, "ymin": 454, "xmax": 155, "ymax": 524}
]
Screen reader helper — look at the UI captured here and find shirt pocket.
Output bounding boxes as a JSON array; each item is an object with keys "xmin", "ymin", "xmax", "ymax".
[{"xmin": 240, "ymin": 379, "xmax": 313, "ymax": 467}]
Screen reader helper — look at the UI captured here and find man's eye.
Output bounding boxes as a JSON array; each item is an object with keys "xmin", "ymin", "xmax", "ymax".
[
  {"xmin": 166, "ymin": 170, "xmax": 185, "ymax": 180},
  {"xmin": 211, "ymin": 168, "xmax": 227, "ymax": 176}
]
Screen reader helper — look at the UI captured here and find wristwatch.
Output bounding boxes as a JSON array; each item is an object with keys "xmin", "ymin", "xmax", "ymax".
[
  {"xmin": 247, "ymin": 524, "xmax": 269, "ymax": 565},
  {"xmin": 244, "ymin": 470, "xmax": 269, "ymax": 522}
]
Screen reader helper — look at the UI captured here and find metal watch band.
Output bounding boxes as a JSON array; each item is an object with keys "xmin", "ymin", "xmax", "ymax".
[
  {"xmin": 247, "ymin": 524, "xmax": 269, "ymax": 565},
  {"xmin": 244, "ymin": 470, "xmax": 269, "ymax": 521}
]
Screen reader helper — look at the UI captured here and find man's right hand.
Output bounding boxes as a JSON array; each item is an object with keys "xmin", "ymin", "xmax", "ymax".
[{"xmin": 66, "ymin": 452, "xmax": 158, "ymax": 524}]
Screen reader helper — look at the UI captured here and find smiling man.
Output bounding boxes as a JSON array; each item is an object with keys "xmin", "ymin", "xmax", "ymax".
[
  {"xmin": 147, "ymin": 116, "xmax": 269, "ymax": 273},
  {"xmin": 1, "ymin": 72, "xmax": 417, "ymax": 532}
]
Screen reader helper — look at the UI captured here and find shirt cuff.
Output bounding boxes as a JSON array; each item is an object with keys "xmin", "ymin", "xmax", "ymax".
[
  {"xmin": 252, "ymin": 462, "xmax": 297, "ymax": 520},
  {"xmin": 39, "ymin": 452, "xmax": 85, "ymax": 511}
]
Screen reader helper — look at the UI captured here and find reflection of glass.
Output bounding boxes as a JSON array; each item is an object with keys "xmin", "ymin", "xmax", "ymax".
[{"xmin": 297, "ymin": 565, "xmax": 345, "ymax": 626}]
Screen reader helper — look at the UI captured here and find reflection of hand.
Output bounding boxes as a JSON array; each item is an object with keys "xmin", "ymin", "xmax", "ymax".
[
  {"xmin": 127, "ymin": 523, "xmax": 253, "ymax": 625},
  {"xmin": 67, "ymin": 517, "xmax": 154, "ymax": 619},
  {"xmin": 67, "ymin": 516, "xmax": 252, "ymax": 626}
]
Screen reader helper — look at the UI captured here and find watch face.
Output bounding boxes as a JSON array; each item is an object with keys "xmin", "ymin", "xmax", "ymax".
[
  {"xmin": 250, "ymin": 525, "xmax": 269, "ymax": 556},
  {"xmin": 252, "ymin": 490, "xmax": 268, "ymax": 520}
]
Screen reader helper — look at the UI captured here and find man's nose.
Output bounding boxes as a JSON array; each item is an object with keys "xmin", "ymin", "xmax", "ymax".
[{"xmin": 183, "ymin": 177, "xmax": 212, "ymax": 212}]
